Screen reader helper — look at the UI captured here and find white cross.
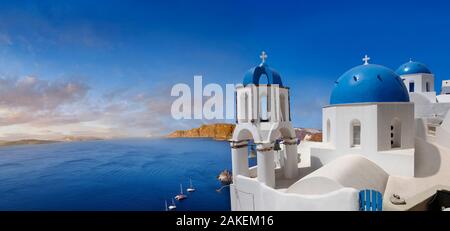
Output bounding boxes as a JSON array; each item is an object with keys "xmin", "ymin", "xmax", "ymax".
[
  {"xmin": 362, "ymin": 55, "xmax": 370, "ymax": 65},
  {"xmin": 260, "ymin": 51, "xmax": 268, "ymax": 64}
]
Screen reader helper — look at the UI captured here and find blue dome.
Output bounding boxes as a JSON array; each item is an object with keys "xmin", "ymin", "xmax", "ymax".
[
  {"xmin": 243, "ymin": 63, "xmax": 283, "ymax": 87},
  {"xmin": 395, "ymin": 60, "xmax": 432, "ymax": 75},
  {"xmin": 330, "ymin": 64, "xmax": 410, "ymax": 105}
]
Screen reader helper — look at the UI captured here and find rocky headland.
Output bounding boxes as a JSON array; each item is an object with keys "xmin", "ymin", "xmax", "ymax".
[{"xmin": 167, "ymin": 123, "xmax": 322, "ymax": 142}]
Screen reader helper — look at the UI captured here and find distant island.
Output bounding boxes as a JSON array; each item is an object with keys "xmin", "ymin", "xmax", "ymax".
[
  {"xmin": 0, "ymin": 136, "xmax": 105, "ymax": 148},
  {"xmin": 167, "ymin": 123, "xmax": 322, "ymax": 142},
  {"xmin": 0, "ymin": 139, "xmax": 60, "ymax": 147},
  {"xmin": 61, "ymin": 136, "xmax": 104, "ymax": 142}
]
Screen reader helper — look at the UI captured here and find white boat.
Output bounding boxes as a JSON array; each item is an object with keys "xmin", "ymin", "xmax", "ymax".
[
  {"xmin": 187, "ymin": 178, "xmax": 196, "ymax": 192},
  {"xmin": 168, "ymin": 198, "xmax": 176, "ymax": 210},
  {"xmin": 175, "ymin": 183, "xmax": 187, "ymax": 200}
]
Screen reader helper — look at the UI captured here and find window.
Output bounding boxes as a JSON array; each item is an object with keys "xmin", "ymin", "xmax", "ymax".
[
  {"xmin": 426, "ymin": 82, "xmax": 430, "ymax": 92},
  {"xmin": 391, "ymin": 119, "xmax": 401, "ymax": 148},
  {"xmin": 351, "ymin": 120, "xmax": 361, "ymax": 147},
  {"xmin": 428, "ymin": 125, "xmax": 436, "ymax": 136},
  {"xmin": 409, "ymin": 82, "xmax": 415, "ymax": 92}
]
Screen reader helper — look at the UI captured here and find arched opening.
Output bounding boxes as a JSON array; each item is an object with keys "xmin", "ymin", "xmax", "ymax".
[
  {"xmin": 275, "ymin": 126, "xmax": 299, "ymax": 179},
  {"xmin": 260, "ymin": 94, "xmax": 268, "ymax": 122},
  {"xmin": 259, "ymin": 74, "xmax": 269, "ymax": 122},
  {"xmin": 247, "ymin": 140, "xmax": 257, "ymax": 167},
  {"xmin": 326, "ymin": 119, "xmax": 331, "ymax": 143},
  {"xmin": 350, "ymin": 119, "xmax": 361, "ymax": 147},
  {"xmin": 390, "ymin": 118, "xmax": 401, "ymax": 148},
  {"xmin": 258, "ymin": 73, "xmax": 269, "ymax": 85},
  {"xmin": 426, "ymin": 82, "xmax": 430, "ymax": 92},
  {"xmin": 233, "ymin": 129, "xmax": 256, "ymax": 178}
]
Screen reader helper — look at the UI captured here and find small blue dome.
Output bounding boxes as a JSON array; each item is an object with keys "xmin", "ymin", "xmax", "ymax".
[
  {"xmin": 330, "ymin": 64, "xmax": 410, "ymax": 105},
  {"xmin": 243, "ymin": 63, "xmax": 283, "ymax": 87},
  {"xmin": 395, "ymin": 60, "xmax": 432, "ymax": 75}
]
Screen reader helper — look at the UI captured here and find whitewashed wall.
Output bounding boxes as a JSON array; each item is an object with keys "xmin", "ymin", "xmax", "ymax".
[
  {"xmin": 230, "ymin": 175, "xmax": 359, "ymax": 211},
  {"xmin": 314, "ymin": 102, "xmax": 415, "ymax": 176}
]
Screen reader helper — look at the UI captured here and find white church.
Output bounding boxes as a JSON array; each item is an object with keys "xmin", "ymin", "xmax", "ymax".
[{"xmin": 229, "ymin": 52, "xmax": 450, "ymax": 211}]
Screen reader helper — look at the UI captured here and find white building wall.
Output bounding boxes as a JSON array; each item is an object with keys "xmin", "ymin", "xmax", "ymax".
[
  {"xmin": 323, "ymin": 104, "xmax": 378, "ymax": 155},
  {"xmin": 377, "ymin": 103, "xmax": 415, "ymax": 151},
  {"xmin": 322, "ymin": 108, "xmax": 337, "ymax": 146},
  {"xmin": 230, "ymin": 175, "xmax": 359, "ymax": 211},
  {"xmin": 409, "ymin": 92, "xmax": 450, "ymax": 118},
  {"xmin": 434, "ymin": 112, "xmax": 450, "ymax": 150},
  {"xmin": 437, "ymin": 94, "xmax": 450, "ymax": 103},
  {"xmin": 287, "ymin": 155, "xmax": 389, "ymax": 194},
  {"xmin": 307, "ymin": 103, "xmax": 415, "ymax": 177},
  {"xmin": 401, "ymin": 74, "xmax": 434, "ymax": 92},
  {"xmin": 441, "ymin": 80, "xmax": 450, "ymax": 95},
  {"xmin": 401, "ymin": 74, "xmax": 436, "ymax": 103}
]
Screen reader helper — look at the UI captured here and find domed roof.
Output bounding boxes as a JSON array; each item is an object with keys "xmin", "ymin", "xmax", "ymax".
[
  {"xmin": 395, "ymin": 60, "xmax": 432, "ymax": 75},
  {"xmin": 243, "ymin": 63, "xmax": 283, "ymax": 87},
  {"xmin": 243, "ymin": 52, "xmax": 283, "ymax": 87},
  {"xmin": 330, "ymin": 63, "xmax": 410, "ymax": 105}
]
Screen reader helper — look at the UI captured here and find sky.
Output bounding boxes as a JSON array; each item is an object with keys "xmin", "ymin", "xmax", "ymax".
[{"xmin": 1, "ymin": 0, "xmax": 450, "ymax": 140}]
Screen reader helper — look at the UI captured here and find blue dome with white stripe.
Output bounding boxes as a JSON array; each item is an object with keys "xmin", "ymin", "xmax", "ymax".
[
  {"xmin": 395, "ymin": 60, "xmax": 432, "ymax": 75},
  {"xmin": 243, "ymin": 63, "xmax": 283, "ymax": 87},
  {"xmin": 330, "ymin": 64, "xmax": 410, "ymax": 105}
]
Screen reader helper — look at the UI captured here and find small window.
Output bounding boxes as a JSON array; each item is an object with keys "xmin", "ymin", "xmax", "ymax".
[
  {"xmin": 351, "ymin": 120, "xmax": 361, "ymax": 147},
  {"xmin": 428, "ymin": 125, "xmax": 437, "ymax": 136},
  {"xmin": 409, "ymin": 82, "xmax": 415, "ymax": 92},
  {"xmin": 391, "ymin": 119, "xmax": 401, "ymax": 148},
  {"xmin": 426, "ymin": 82, "xmax": 430, "ymax": 92}
]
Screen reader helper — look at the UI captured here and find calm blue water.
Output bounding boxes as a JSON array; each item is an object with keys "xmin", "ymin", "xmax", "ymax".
[{"xmin": 0, "ymin": 138, "xmax": 237, "ymax": 211}]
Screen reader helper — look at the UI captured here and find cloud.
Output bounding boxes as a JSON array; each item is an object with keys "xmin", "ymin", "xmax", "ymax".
[
  {"xmin": 0, "ymin": 75, "xmax": 210, "ymax": 139},
  {"xmin": 96, "ymin": 85, "xmax": 179, "ymax": 137},
  {"xmin": 0, "ymin": 76, "xmax": 89, "ymax": 110},
  {"xmin": 0, "ymin": 75, "xmax": 92, "ymax": 132}
]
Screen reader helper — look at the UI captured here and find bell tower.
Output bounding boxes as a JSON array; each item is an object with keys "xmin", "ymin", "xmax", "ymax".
[{"xmin": 230, "ymin": 52, "xmax": 299, "ymax": 188}]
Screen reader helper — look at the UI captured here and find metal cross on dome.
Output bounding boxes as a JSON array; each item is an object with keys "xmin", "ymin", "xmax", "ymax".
[
  {"xmin": 260, "ymin": 51, "xmax": 268, "ymax": 64},
  {"xmin": 362, "ymin": 55, "xmax": 370, "ymax": 65}
]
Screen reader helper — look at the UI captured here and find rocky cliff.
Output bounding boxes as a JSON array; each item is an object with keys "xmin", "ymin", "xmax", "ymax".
[
  {"xmin": 167, "ymin": 123, "xmax": 235, "ymax": 141},
  {"xmin": 167, "ymin": 123, "xmax": 322, "ymax": 142},
  {"xmin": 294, "ymin": 128, "xmax": 323, "ymax": 142}
]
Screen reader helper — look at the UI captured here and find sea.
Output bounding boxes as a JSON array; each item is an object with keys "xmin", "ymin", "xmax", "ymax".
[{"xmin": 0, "ymin": 138, "xmax": 255, "ymax": 211}]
